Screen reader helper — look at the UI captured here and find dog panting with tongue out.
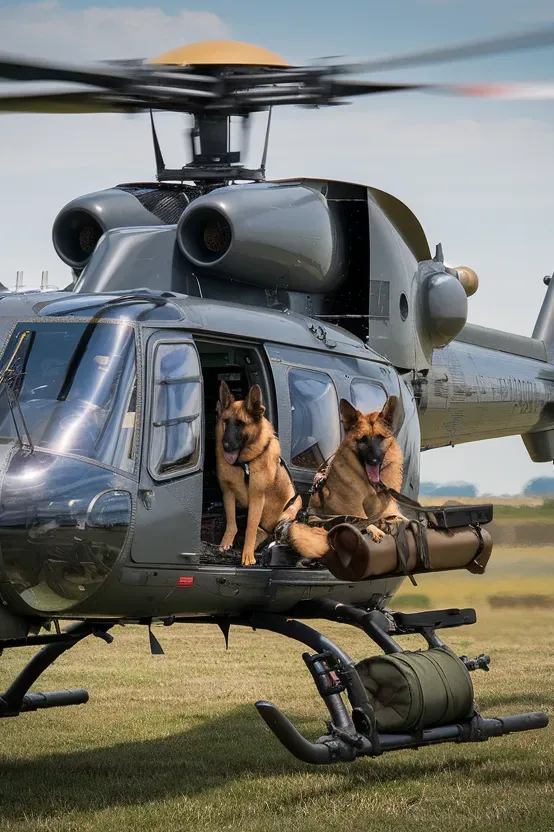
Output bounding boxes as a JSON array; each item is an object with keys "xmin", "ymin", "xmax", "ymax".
[
  {"xmin": 215, "ymin": 381, "xmax": 406, "ymax": 566},
  {"xmin": 283, "ymin": 396, "xmax": 407, "ymax": 561}
]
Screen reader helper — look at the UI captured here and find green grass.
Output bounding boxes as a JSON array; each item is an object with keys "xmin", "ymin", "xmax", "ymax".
[
  {"xmin": 1, "ymin": 547, "xmax": 554, "ymax": 832},
  {"xmin": 391, "ymin": 593, "xmax": 431, "ymax": 609},
  {"xmin": 492, "ymin": 501, "xmax": 554, "ymax": 522}
]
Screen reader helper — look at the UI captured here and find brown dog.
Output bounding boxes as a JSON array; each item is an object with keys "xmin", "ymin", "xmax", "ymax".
[
  {"xmin": 285, "ymin": 396, "xmax": 406, "ymax": 559},
  {"xmin": 215, "ymin": 381, "xmax": 302, "ymax": 566}
]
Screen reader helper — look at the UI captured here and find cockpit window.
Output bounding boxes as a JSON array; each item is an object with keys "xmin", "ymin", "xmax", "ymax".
[
  {"xmin": 288, "ymin": 368, "xmax": 340, "ymax": 469},
  {"xmin": 0, "ymin": 321, "xmax": 137, "ymax": 473},
  {"xmin": 150, "ymin": 341, "xmax": 202, "ymax": 477}
]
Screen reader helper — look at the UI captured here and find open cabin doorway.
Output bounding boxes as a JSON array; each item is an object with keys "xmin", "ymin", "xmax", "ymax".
[{"xmin": 194, "ymin": 337, "xmax": 275, "ymax": 553}]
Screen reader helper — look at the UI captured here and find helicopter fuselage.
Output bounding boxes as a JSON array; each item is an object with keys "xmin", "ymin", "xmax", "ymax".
[
  {"xmin": 0, "ymin": 283, "xmax": 553, "ymax": 644},
  {"xmin": 0, "ymin": 176, "xmax": 553, "ymax": 644}
]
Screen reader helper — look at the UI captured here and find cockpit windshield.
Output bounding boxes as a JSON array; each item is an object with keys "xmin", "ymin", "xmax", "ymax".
[{"xmin": 0, "ymin": 320, "xmax": 137, "ymax": 473}]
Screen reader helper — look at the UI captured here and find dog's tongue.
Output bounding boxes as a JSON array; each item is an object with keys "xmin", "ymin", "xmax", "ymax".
[
  {"xmin": 224, "ymin": 450, "xmax": 239, "ymax": 465},
  {"xmin": 365, "ymin": 464, "xmax": 381, "ymax": 484}
]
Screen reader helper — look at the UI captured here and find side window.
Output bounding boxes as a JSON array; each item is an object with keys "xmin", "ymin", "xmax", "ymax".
[
  {"xmin": 150, "ymin": 342, "xmax": 202, "ymax": 477},
  {"xmin": 289, "ymin": 368, "xmax": 340, "ymax": 468},
  {"xmin": 350, "ymin": 378, "xmax": 404, "ymax": 433},
  {"xmin": 350, "ymin": 379, "xmax": 388, "ymax": 416}
]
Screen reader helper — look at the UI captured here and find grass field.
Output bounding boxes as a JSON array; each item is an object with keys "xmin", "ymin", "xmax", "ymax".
[{"xmin": 1, "ymin": 546, "xmax": 554, "ymax": 832}]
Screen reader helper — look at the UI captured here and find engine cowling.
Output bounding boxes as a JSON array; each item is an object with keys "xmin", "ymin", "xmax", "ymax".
[
  {"xmin": 52, "ymin": 187, "xmax": 190, "ymax": 270},
  {"xmin": 176, "ymin": 182, "xmax": 346, "ymax": 293}
]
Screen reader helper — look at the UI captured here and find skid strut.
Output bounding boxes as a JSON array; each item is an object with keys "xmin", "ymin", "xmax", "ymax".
[
  {"xmin": 0, "ymin": 620, "xmax": 115, "ymax": 718},
  {"xmin": 234, "ymin": 605, "xmax": 549, "ymax": 765}
]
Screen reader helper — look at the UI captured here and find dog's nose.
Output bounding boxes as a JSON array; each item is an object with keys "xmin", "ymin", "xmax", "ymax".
[{"xmin": 366, "ymin": 447, "xmax": 384, "ymax": 466}]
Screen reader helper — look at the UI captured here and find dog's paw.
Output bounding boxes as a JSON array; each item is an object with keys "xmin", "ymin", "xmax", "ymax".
[
  {"xmin": 241, "ymin": 550, "xmax": 257, "ymax": 567},
  {"xmin": 377, "ymin": 515, "xmax": 406, "ymax": 536},
  {"xmin": 219, "ymin": 532, "xmax": 237, "ymax": 552},
  {"xmin": 365, "ymin": 524, "xmax": 386, "ymax": 543}
]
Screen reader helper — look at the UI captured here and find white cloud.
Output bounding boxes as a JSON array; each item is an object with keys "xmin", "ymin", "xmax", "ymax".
[
  {"xmin": 0, "ymin": 1, "xmax": 229, "ymax": 62},
  {"xmin": 0, "ymin": 3, "xmax": 553, "ymax": 494}
]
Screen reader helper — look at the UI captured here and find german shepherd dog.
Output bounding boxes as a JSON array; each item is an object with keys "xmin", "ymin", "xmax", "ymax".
[
  {"xmin": 284, "ymin": 396, "xmax": 406, "ymax": 559},
  {"xmin": 216, "ymin": 381, "xmax": 302, "ymax": 566}
]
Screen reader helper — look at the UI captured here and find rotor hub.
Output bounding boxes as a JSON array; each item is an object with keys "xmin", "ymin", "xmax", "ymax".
[{"xmin": 148, "ymin": 40, "xmax": 292, "ymax": 69}]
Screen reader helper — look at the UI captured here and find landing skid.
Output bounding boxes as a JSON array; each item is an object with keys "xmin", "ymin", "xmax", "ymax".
[
  {"xmin": 0, "ymin": 621, "xmax": 115, "ymax": 718},
  {"xmin": 0, "ymin": 606, "xmax": 548, "ymax": 766}
]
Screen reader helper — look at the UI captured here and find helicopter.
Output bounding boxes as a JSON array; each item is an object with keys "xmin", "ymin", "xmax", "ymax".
[{"xmin": 0, "ymin": 28, "xmax": 554, "ymax": 766}]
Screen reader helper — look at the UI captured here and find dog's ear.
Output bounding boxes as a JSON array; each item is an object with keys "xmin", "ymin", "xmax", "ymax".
[
  {"xmin": 339, "ymin": 399, "xmax": 360, "ymax": 430},
  {"xmin": 244, "ymin": 384, "xmax": 266, "ymax": 421},
  {"xmin": 380, "ymin": 395, "xmax": 401, "ymax": 432},
  {"xmin": 217, "ymin": 380, "xmax": 234, "ymax": 416}
]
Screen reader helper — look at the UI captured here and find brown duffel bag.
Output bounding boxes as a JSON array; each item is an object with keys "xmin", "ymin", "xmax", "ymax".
[{"xmin": 324, "ymin": 520, "xmax": 492, "ymax": 583}]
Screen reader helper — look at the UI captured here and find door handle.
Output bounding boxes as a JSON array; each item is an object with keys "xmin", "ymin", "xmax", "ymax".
[{"xmin": 139, "ymin": 489, "xmax": 154, "ymax": 510}]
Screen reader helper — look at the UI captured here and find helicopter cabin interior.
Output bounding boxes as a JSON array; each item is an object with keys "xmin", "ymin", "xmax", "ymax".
[{"xmin": 166, "ymin": 335, "xmax": 393, "ymax": 554}]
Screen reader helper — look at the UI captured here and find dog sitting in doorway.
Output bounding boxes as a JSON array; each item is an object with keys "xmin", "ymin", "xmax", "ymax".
[{"xmin": 215, "ymin": 380, "xmax": 302, "ymax": 566}]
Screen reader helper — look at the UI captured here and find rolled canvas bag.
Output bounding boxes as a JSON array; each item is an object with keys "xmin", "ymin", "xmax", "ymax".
[
  {"xmin": 355, "ymin": 647, "xmax": 475, "ymax": 733},
  {"xmin": 323, "ymin": 521, "xmax": 492, "ymax": 583}
]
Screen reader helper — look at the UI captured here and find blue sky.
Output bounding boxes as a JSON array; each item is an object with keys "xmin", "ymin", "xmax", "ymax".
[
  {"xmin": 2, "ymin": 0, "xmax": 554, "ymax": 80},
  {"xmin": 1, "ymin": 0, "xmax": 554, "ymax": 493},
  {"xmin": 1, "ymin": 0, "xmax": 552, "ymax": 54}
]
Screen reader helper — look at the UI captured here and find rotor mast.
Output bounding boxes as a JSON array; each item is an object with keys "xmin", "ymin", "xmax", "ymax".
[
  {"xmin": 147, "ymin": 41, "xmax": 289, "ymax": 185},
  {"xmin": 152, "ymin": 111, "xmax": 269, "ymax": 184}
]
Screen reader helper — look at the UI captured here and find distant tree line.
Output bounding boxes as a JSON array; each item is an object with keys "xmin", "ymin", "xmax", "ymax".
[
  {"xmin": 523, "ymin": 477, "xmax": 554, "ymax": 496},
  {"xmin": 420, "ymin": 481, "xmax": 477, "ymax": 497},
  {"xmin": 420, "ymin": 477, "xmax": 554, "ymax": 497}
]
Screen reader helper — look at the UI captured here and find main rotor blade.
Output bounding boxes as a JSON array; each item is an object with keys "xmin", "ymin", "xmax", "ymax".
[
  {"xmin": 306, "ymin": 79, "xmax": 554, "ymax": 100},
  {"xmin": 1, "ymin": 73, "xmax": 553, "ymax": 116},
  {"xmin": 0, "ymin": 52, "xmax": 134, "ymax": 88},
  {"xmin": 0, "ymin": 52, "xmax": 218, "ymax": 91},
  {"xmin": 431, "ymin": 81, "xmax": 554, "ymax": 99},
  {"xmin": 332, "ymin": 24, "xmax": 554, "ymax": 75},
  {"xmin": 0, "ymin": 91, "xmax": 139, "ymax": 114},
  {"xmin": 0, "ymin": 85, "xmax": 217, "ymax": 115}
]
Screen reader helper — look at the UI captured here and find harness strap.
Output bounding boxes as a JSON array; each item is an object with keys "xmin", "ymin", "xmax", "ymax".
[
  {"xmin": 466, "ymin": 523, "xmax": 487, "ymax": 575},
  {"xmin": 393, "ymin": 522, "xmax": 418, "ymax": 587},
  {"xmin": 233, "ymin": 441, "xmax": 301, "ymax": 525},
  {"xmin": 378, "ymin": 483, "xmax": 426, "ymax": 512},
  {"xmin": 408, "ymin": 518, "xmax": 430, "ymax": 569},
  {"xmin": 239, "ymin": 461, "xmax": 251, "ymax": 485},
  {"xmin": 307, "ymin": 453, "xmax": 336, "ymax": 497},
  {"xmin": 278, "ymin": 455, "xmax": 302, "ymax": 512},
  {"xmin": 234, "ymin": 437, "xmax": 273, "ymax": 485}
]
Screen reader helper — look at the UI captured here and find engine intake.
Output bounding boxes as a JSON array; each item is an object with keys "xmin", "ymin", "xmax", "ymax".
[
  {"xmin": 177, "ymin": 182, "xmax": 346, "ymax": 293},
  {"xmin": 183, "ymin": 206, "xmax": 232, "ymax": 264}
]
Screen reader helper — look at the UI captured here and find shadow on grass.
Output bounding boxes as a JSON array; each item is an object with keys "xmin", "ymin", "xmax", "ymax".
[
  {"xmin": 479, "ymin": 691, "xmax": 554, "ymax": 711},
  {"xmin": 0, "ymin": 704, "xmax": 550, "ymax": 822}
]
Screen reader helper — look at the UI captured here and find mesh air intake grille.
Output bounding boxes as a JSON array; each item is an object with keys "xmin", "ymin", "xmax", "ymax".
[{"xmin": 123, "ymin": 188, "xmax": 192, "ymax": 224}]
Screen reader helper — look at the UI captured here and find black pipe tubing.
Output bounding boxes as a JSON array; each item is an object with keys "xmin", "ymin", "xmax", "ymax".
[
  {"xmin": 255, "ymin": 701, "xmax": 345, "ymax": 764},
  {"xmin": 19, "ymin": 689, "xmax": 89, "ymax": 713}
]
